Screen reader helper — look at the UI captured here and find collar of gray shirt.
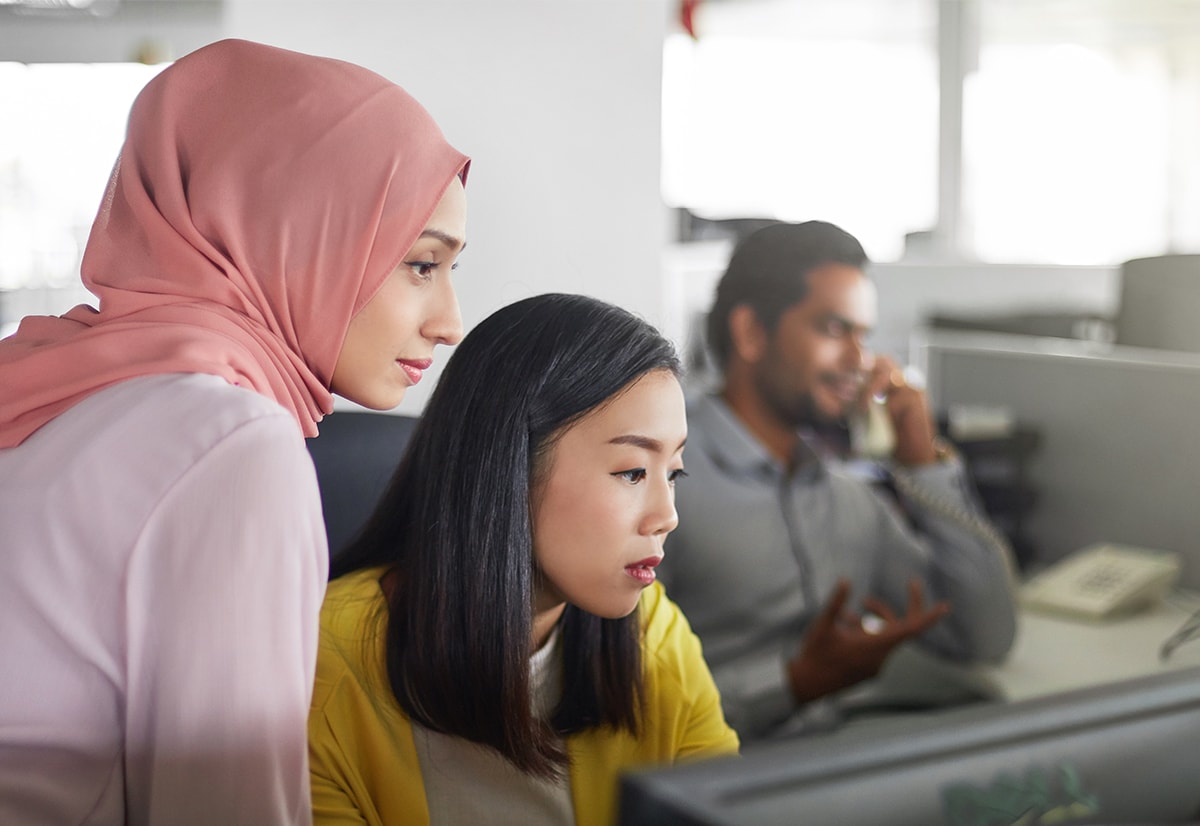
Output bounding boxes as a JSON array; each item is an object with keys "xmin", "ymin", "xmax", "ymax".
[{"xmin": 688, "ymin": 392, "xmax": 828, "ymax": 484}]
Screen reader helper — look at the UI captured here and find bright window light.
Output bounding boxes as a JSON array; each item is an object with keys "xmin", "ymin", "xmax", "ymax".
[
  {"xmin": 964, "ymin": 42, "xmax": 1173, "ymax": 264},
  {"xmin": 662, "ymin": 31, "xmax": 937, "ymax": 262},
  {"xmin": 0, "ymin": 61, "xmax": 165, "ymax": 294},
  {"xmin": 663, "ymin": 0, "xmax": 1200, "ymax": 265}
]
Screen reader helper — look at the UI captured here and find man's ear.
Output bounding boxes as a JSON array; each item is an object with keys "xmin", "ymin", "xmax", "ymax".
[{"xmin": 728, "ymin": 304, "xmax": 769, "ymax": 365}]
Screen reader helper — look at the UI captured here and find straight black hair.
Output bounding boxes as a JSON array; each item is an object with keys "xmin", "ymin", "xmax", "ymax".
[
  {"xmin": 333, "ymin": 292, "xmax": 682, "ymax": 779},
  {"xmin": 706, "ymin": 220, "xmax": 869, "ymax": 369}
]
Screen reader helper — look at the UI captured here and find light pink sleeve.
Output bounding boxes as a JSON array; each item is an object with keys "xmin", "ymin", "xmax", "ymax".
[{"xmin": 122, "ymin": 412, "xmax": 329, "ymax": 826}]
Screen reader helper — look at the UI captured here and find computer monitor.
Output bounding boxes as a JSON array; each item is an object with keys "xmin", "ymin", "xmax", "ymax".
[{"xmin": 619, "ymin": 664, "xmax": 1200, "ymax": 825}]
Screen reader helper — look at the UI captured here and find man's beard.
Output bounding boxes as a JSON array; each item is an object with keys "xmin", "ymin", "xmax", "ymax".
[{"xmin": 754, "ymin": 362, "xmax": 832, "ymax": 430}]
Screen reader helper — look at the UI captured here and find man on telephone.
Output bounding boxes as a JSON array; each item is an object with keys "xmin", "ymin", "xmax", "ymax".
[{"xmin": 659, "ymin": 220, "xmax": 1018, "ymax": 741}]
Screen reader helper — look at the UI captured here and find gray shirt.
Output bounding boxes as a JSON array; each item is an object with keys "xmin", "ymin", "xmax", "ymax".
[{"xmin": 660, "ymin": 393, "xmax": 1017, "ymax": 739}]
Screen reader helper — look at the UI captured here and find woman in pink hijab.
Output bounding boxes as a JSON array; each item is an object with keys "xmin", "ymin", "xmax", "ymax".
[{"xmin": 0, "ymin": 39, "xmax": 468, "ymax": 825}]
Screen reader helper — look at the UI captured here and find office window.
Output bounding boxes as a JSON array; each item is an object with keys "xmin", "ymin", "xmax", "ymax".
[
  {"xmin": 964, "ymin": 0, "xmax": 1200, "ymax": 264},
  {"xmin": 663, "ymin": 0, "xmax": 1200, "ymax": 266},
  {"xmin": 0, "ymin": 61, "xmax": 164, "ymax": 331},
  {"xmin": 662, "ymin": 0, "xmax": 938, "ymax": 261}
]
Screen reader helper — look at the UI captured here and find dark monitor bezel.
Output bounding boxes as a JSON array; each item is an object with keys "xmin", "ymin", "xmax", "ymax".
[{"xmin": 619, "ymin": 665, "xmax": 1200, "ymax": 826}]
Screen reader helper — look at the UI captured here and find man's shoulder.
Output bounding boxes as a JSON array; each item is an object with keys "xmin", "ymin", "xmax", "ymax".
[
  {"xmin": 680, "ymin": 391, "xmax": 756, "ymax": 459},
  {"xmin": 682, "ymin": 390, "xmax": 720, "ymax": 426}
]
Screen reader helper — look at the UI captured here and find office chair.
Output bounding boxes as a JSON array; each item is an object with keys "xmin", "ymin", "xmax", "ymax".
[{"xmin": 306, "ymin": 410, "xmax": 419, "ymax": 559}]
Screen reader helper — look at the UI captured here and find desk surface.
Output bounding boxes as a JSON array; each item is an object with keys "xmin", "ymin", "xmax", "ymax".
[
  {"xmin": 977, "ymin": 589, "xmax": 1200, "ymax": 701},
  {"xmin": 850, "ymin": 590, "xmax": 1200, "ymax": 716},
  {"xmin": 758, "ymin": 592, "xmax": 1200, "ymax": 761}
]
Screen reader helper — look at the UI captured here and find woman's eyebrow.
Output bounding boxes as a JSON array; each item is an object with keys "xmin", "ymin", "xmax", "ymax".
[
  {"xmin": 608, "ymin": 434, "xmax": 688, "ymax": 453},
  {"xmin": 420, "ymin": 228, "xmax": 466, "ymax": 253}
]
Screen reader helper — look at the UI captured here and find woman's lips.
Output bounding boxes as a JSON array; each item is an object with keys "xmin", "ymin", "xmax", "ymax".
[
  {"xmin": 625, "ymin": 556, "xmax": 662, "ymax": 585},
  {"xmin": 397, "ymin": 358, "xmax": 433, "ymax": 385}
]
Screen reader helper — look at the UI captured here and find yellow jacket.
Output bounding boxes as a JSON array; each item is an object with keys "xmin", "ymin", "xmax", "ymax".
[{"xmin": 308, "ymin": 568, "xmax": 739, "ymax": 825}]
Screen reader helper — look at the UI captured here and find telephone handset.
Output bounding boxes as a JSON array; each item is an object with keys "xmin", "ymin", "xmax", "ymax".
[
  {"xmin": 848, "ymin": 397, "xmax": 897, "ymax": 460},
  {"xmin": 1021, "ymin": 543, "xmax": 1182, "ymax": 620}
]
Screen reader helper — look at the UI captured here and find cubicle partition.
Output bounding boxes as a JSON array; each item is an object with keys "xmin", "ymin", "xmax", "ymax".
[
  {"xmin": 916, "ymin": 329, "xmax": 1200, "ymax": 588},
  {"xmin": 1115, "ymin": 253, "xmax": 1200, "ymax": 352}
]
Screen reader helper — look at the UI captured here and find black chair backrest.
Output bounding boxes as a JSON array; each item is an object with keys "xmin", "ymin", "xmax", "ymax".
[{"xmin": 306, "ymin": 411, "xmax": 419, "ymax": 558}]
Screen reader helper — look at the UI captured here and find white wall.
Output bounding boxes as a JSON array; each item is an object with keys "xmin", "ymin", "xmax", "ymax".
[
  {"xmin": 2, "ymin": 0, "xmax": 673, "ymax": 415},
  {"xmin": 224, "ymin": 0, "xmax": 673, "ymax": 414}
]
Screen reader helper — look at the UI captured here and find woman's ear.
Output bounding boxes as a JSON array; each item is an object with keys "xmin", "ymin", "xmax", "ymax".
[{"xmin": 728, "ymin": 304, "xmax": 768, "ymax": 365}]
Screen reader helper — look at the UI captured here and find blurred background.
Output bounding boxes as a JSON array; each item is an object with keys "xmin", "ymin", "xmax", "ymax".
[{"xmin": 6, "ymin": 0, "xmax": 1200, "ymax": 576}]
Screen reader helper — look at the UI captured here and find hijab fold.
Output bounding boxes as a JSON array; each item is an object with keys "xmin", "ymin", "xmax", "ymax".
[{"xmin": 0, "ymin": 39, "xmax": 469, "ymax": 447}]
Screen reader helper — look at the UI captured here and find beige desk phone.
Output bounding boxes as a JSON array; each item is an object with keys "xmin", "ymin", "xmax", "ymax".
[{"xmin": 1021, "ymin": 543, "xmax": 1182, "ymax": 620}]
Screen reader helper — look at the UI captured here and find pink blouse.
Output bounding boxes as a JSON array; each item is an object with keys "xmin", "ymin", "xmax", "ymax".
[{"xmin": 0, "ymin": 373, "xmax": 328, "ymax": 825}]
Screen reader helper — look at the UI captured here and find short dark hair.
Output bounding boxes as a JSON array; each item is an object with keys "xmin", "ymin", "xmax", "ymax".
[
  {"xmin": 333, "ymin": 293, "xmax": 682, "ymax": 779},
  {"xmin": 706, "ymin": 220, "xmax": 869, "ymax": 369}
]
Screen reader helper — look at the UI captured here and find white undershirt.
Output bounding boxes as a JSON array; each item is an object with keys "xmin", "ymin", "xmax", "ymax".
[{"xmin": 414, "ymin": 624, "xmax": 574, "ymax": 825}]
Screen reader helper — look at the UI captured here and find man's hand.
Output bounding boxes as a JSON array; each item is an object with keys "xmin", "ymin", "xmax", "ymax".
[
  {"xmin": 863, "ymin": 355, "xmax": 939, "ymax": 466},
  {"xmin": 786, "ymin": 578, "xmax": 951, "ymax": 704}
]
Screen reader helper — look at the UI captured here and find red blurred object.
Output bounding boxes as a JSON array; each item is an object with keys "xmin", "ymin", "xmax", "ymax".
[{"xmin": 681, "ymin": 0, "xmax": 701, "ymax": 39}]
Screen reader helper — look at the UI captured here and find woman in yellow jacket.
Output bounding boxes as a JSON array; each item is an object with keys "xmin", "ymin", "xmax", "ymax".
[{"xmin": 308, "ymin": 293, "xmax": 739, "ymax": 825}]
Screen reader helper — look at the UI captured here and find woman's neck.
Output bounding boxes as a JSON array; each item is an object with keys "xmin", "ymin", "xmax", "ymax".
[{"xmin": 532, "ymin": 601, "xmax": 566, "ymax": 654}]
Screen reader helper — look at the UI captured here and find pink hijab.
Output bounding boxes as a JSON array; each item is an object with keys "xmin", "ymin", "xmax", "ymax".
[{"xmin": 0, "ymin": 39, "xmax": 469, "ymax": 447}]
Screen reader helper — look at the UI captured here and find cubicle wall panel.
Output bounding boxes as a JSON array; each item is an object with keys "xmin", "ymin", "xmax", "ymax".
[
  {"xmin": 920, "ymin": 332, "xmax": 1200, "ymax": 587},
  {"xmin": 1116, "ymin": 254, "xmax": 1200, "ymax": 352}
]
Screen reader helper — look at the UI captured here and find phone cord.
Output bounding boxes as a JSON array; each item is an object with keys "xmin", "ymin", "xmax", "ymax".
[{"xmin": 891, "ymin": 467, "xmax": 1020, "ymax": 588}]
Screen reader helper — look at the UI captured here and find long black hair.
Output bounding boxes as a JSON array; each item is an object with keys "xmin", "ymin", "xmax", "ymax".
[{"xmin": 333, "ymin": 292, "xmax": 682, "ymax": 779}]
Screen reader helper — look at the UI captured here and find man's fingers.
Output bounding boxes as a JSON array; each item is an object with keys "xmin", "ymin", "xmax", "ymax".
[
  {"xmin": 862, "ymin": 585, "xmax": 951, "ymax": 640},
  {"xmin": 906, "ymin": 578, "xmax": 927, "ymax": 611},
  {"xmin": 866, "ymin": 355, "xmax": 898, "ymax": 394},
  {"xmin": 909, "ymin": 602, "xmax": 952, "ymax": 634},
  {"xmin": 906, "ymin": 580, "xmax": 951, "ymax": 625},
  {"xmin": 861, "ymin": 596, "xmax": 898, "ymax": 623},
  {"xmin": 812, "ymin": 579, "xmax": 853, "ymax": 633}
]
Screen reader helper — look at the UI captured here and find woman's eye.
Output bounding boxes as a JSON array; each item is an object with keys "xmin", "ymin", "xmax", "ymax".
[
  {"xmin": 668, "ymin": 468, "xmax": 688, "ymax": 484},
  {"xmin": 613, "ymin": 468, "xmax": 647, "ymax": 484},
  {"xmin": 405, "ymin": 260, "xmax": 437, "ymax": 279}
]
